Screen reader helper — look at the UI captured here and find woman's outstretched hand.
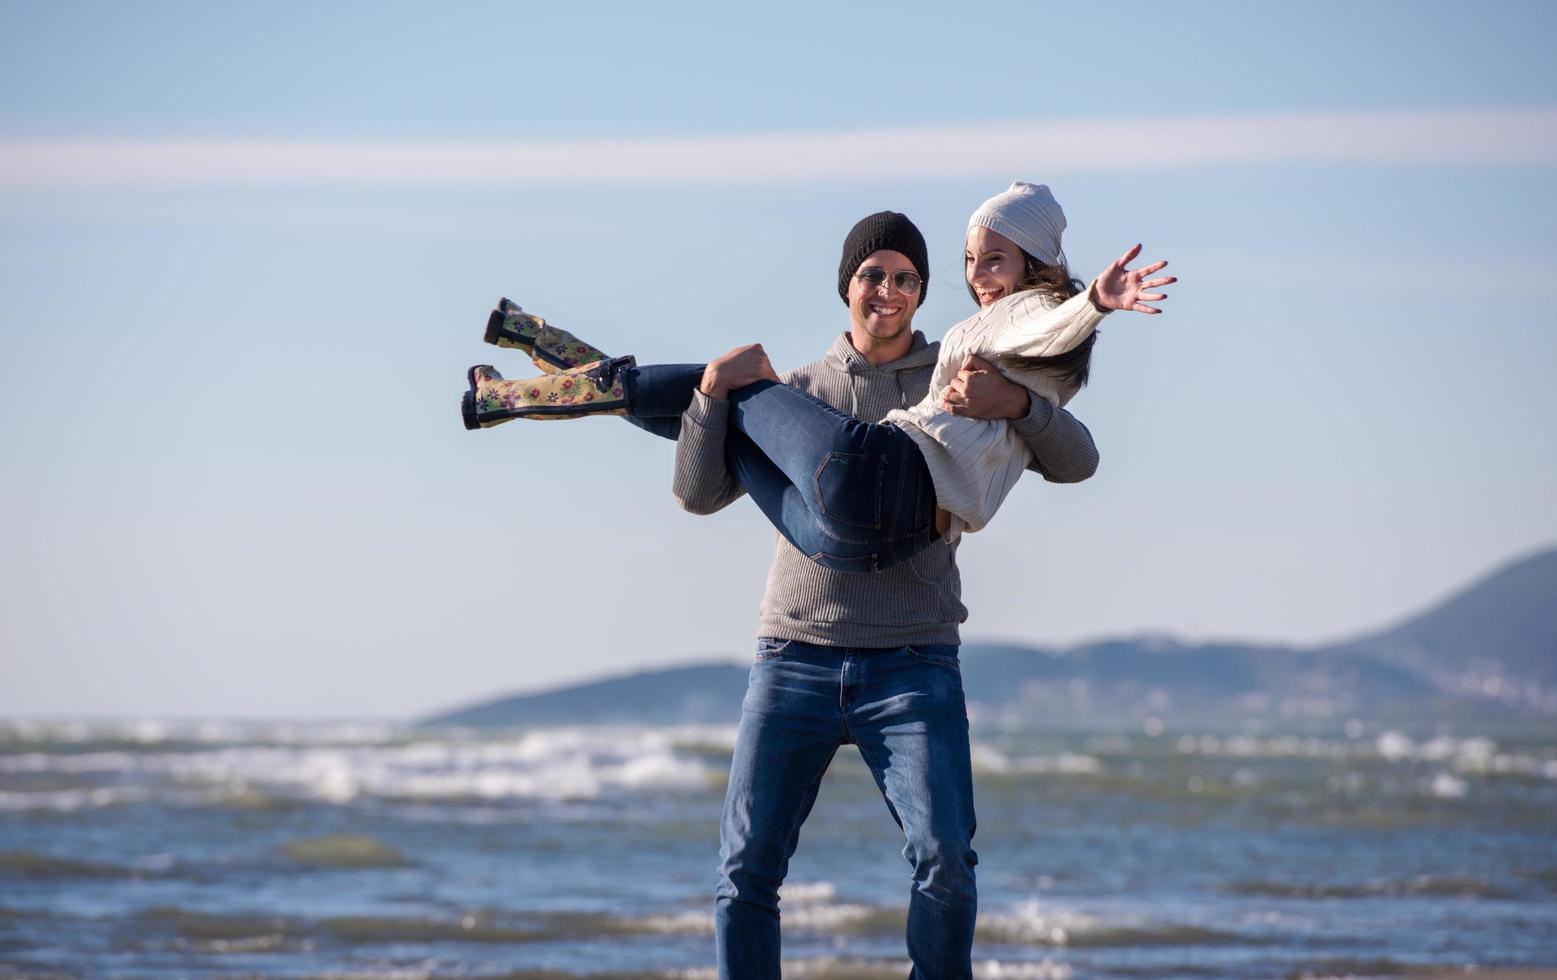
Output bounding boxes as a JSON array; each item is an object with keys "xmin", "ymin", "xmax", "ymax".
[{"xmin": 1093, "ymin": 244, "xmax": 1175, "ymax": 314}]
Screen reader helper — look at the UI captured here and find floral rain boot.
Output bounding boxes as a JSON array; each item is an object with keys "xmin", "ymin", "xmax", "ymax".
[
  {"xmin": 484, "ymin": 298, "xmax": 610, "ymax": 374},
  {"xmin": 462, "ymin": 356, "xmax": 635, "ymax": 430}
]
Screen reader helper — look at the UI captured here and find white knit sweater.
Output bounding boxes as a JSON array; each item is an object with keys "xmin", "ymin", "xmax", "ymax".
[{"xmin": 884, "ymin": 287, "xmax": 1107, "ymax": 538}]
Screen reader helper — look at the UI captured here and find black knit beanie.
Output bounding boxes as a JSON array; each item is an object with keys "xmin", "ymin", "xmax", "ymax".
[{"xmin": 837, "ymin": 211, "xmax": 930, "ymax": 307}]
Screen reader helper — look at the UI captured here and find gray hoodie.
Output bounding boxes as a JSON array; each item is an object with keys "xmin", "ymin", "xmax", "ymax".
[{"xmin": 672, "ymin": 330, "xmax": 1098, "ymax": 649}]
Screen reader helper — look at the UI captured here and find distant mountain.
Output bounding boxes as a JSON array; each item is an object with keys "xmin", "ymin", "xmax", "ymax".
[
  {"xmin": 957, "ymin": 637, "xmax": 1445, "ymax": 726},
  {"xmin": 1323, "ymin": 546, "xmax": 1557, "ymax": 694},
  {"xmin": 420, "ymin": 546, "xmax": 1557, "ymax": 729},
  {"xmin": 423, "ymin": 664, "xmax": 750, "ymax": 727}
]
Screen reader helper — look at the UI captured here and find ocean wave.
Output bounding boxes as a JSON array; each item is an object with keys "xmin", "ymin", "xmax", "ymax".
[
  {"xmin": 778, "ymin": 880, "xmax": 837, "ymax": 903},
  {"xmin": 320, "ymin": 912, "xmax": 542, "ymax": 943},
  {"xmin": 138, "ymin": 904, "xmax": 295, "ymax": 940},
  {"xmin": 1428, "ymin": 770, "xmax": 1469, "ymax": 798},
  {"xmin": 1173, "ymin": 733, "xmax": 1357, "ymax": 759},
  {"xmin": 0, "ymin": 849, "xmax": 144, "ymax": 879},
  {"xmin": 1161, "ymin": 730, "xmax": 1557, "ymax": 780},
  {"xmin": 976, "ymin": 899, "xmax": 1249, "ymax": 948},
  {"xmin": 1463, "ymin": 751, "xmax": 1557, "ymax": 780},
  {"xmin": 7, "ymin": 719, "xmax": 1550, "ymax": 816},
  {"xmin": 629, "ymin": 903, "xmax": 896, "ymax": 939},
  {"xmin": 0, "ymin": 750, "xmax": 145, "ymax": 773},
  {"xmin": 0, "ymin": 725, "xmax": 729, "ymax": 807},
  {"xmin": 1375, "ymin": 731, "xmax": 1496, "ymax": 766},
  {"xmin": 971, "ymin": 744, "xmax": 1103, "ymax": 776},
  {"xmin": 1225, "ymin": 874, "xmax": 1515, "ymax": 900},
  {"xmin": 1370, "ymin": 732, "xmax": 1557, "ymax": 781},
  {"xmin": 124, "ymin": 902, "xmax": 873, "ymax": 952},
  {"xmin": 0, "ymin": 785, "xmax": 158, "ymax": 812},
  {"xmin": 277, "ymin": 833, "xmax": 410, "ymax": 868},
  {"xmin": 634, "ymin": 881, "xmax": 880, "ymax": 937},
  {"xmin": 136, "ymin": 904, "xmax": 553, "ymax": 951},
  {"xmin": 668, "ymin": 959, "xmax": 1072, "ymax": 979},
  {"xmin": 112, "ymin": 891, "xmax": 1211, "ymax": 958},
  {"xmin": 136, "ymin": 904, "xmax": 576, "ymax": 947},
  {"xmin": 0, "ymin": 717, "xmax": 404, "ymax": 749},
  {"xmin": 1285, "ymin": 956, "xmax": 1437, "ymax": 978}
]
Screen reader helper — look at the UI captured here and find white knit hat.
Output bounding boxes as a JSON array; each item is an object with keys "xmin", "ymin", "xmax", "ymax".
[{"xmin": 966, "ymin": 180, "xmax": 1067, "ymax": 268}]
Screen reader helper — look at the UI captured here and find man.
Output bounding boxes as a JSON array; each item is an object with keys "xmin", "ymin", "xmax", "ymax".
[{"xmin": 673, "ymin": 212, "xmax": 1098, "ymax": 978}]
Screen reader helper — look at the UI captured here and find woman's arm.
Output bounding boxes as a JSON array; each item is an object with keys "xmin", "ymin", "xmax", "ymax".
[
  {"xmin": 990, "ymin": 244, "xmax": 1174, "ymax": 359},
  {"xmin": 991, "ymin": 287, "xmax": 1109, "ymax": 360}
]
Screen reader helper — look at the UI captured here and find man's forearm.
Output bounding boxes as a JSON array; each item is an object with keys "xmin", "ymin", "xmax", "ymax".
[
  {"xmin": 672, "ymin": 390, "xmax": 747, "ymax": 514},
  {"xmin": 1012, "ymin": 395, "xmax": 1100, "ymax": 483}
]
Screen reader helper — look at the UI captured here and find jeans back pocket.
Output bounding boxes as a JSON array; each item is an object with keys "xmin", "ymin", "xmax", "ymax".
[{"xmin": 813, "ymin": 452, "xmax": 884, "ymax": 530}]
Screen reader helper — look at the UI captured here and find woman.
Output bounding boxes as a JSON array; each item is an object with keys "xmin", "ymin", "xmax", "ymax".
[{"xmin": 462, "ymin": 182, "xmax": 1172, "ymax": 572}]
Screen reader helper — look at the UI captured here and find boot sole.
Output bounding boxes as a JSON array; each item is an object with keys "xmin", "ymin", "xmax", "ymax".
[
  {"xmin": 483, "ymin": 308, "xmax": 512, "ymax": 347},
  {"xmin": 468, "ymin": 404, "xmax": 606, "ymax": 422},
  {"xmin": 462, "ymin": 365, "xmax": 484, "ymax": 430},
  {"xmin": 484, "ymin": 304, "xmax": 574, "ymax": 373}
]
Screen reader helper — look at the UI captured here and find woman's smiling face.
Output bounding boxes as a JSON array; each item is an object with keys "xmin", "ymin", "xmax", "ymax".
[{"xmin": 964, "ymin": 226, "xmax": 1026, "ymax": 307}]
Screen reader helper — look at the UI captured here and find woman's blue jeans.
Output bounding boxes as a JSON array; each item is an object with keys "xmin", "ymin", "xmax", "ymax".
[
  {"xmin": 716, "ymin": 638, "xmax": 979, "ymax": 979},
  {"xmin": 623, "ymin": 364, "xmax": 939, "ymax": 573}
]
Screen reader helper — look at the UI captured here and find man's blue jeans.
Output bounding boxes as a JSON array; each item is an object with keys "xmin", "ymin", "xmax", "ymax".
[{"xmin": 715, "ymin": 638, "xmax": 978, "ymax": 979}]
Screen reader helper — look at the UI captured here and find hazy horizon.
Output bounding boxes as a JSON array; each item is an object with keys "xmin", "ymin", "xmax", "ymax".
[{"xmin": 3, "ymin": 1, "xmax": 1555, "ymax": 720}]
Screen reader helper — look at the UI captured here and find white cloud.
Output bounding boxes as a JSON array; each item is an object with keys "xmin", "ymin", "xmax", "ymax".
[{"xmin": 2, "ymin": 108, "xmax": 1554, "ymax": 187}]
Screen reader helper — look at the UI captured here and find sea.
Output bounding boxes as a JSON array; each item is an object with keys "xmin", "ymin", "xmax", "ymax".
[{"xmin": 2, "ymin": 714, "xmax": 1555, "ymax": 979}]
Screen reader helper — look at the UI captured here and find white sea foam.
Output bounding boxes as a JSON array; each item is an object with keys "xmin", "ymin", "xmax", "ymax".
[
  {"xmin": 978, "ymin": 898, "xmax": 1103, "ymax": 946},
  {"xmin": 0, "ymin": 786, "xmax": 156, "ymax": 812},
  {"xmin": 1157, "ymin": 729, "xmax": 1557, "ymax": 784},
  {"xmin": 639, "ymin": 909, "xmax": 715, "ymax": 934},
  {"xmin": 973, "ymin": 964, "xmax": 1073, "ymax": 980},
  {"xmin": 6, "ymin": 719, "xmax": 1550, "ymax": 814},
  {"xmin": 0, "ymin": 750, "xmax": 144, "ymax": 774},
  {"xmin": 668, "ymin": 957, "xmax": 1071, "ymax": 979},
  {"xmin": 783, "ymin": 901, "xmax": 876, "ymax": 931},
  {"xmin": 642, "ymin": 881, "xmax": 875, "ymax": 937},
  {"xmin": 1381, "ymin": 733, "xmax": 1496, "ymax": 771},
  {"xmin": 1429, "ymin": 771, "xmax": 1469, "ymax": 798},
  {"xmin": 1175, "ymin": 733, "xmax": 1354, "ymax": 758},
  {"xmin": 1485, "ymin": 753, "xmax": 1557, "ymax": 779},
  {"xmin": 0, "ymin": 725, "xmax": 730, "ymax": 809},
  {"xmin": 1370, "ymin": 731, "xmax": 1557, "ymax": 781},
  {"xmin": 780, "ymin": 880, "xmax": 839, "ymax": 904},
  {"xmin": 978, "ymin": 897, "xmax": 1242, "ymax": 950},
  {"xmin": 0, "ymin": 717, "xmax": 403, "ymax": 746},
  {"xmin": 971, "ymin": 744, "xmax": 1102, "ymax": 776}
]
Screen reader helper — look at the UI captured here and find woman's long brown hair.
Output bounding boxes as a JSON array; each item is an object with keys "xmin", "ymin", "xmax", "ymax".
[{"xmin": 968, "ymin": 253, "xmax": 1098, "ymax": 390}]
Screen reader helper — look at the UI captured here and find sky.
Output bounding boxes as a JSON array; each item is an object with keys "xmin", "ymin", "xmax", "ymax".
[{"xmin": 1, "ymin": 0, "xmax": 1554, "ymax": 720}]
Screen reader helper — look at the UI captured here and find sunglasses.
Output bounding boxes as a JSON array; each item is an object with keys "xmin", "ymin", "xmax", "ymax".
[{"xmin": 854, "ymin": 267, "xmax": 923, "ymax": 296}]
